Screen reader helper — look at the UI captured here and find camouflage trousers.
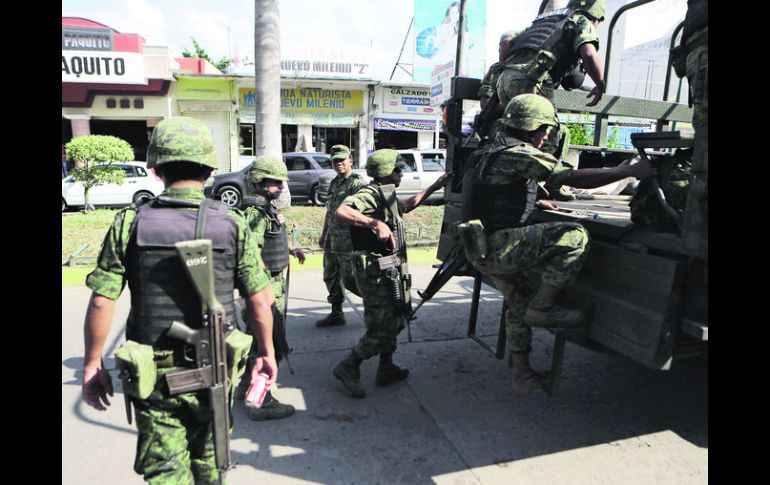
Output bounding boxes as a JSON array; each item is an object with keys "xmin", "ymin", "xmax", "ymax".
[
  {"xmin": 461, "ymin": 221, "xmax": 589, "ymax": 352},
  {"xmin": 244, "ymin": 273, "xmax": 287, "ymax": 367},
  {"xmin": 495, "ymin": 71, "xmax": 570, "ymax": 160},
  {"xmin": 683, "ymin": 28, "xmax": 708, "ymax": 259},
  {"xmin": 350, "ymin": 251, "xmax": 406, "ymax": 359},
  {"xmin": 322, "ymin": 244, "xmax": 359, "ymax": 303},
  {"xmin": 133, "ymin": 366, "xmax": 222, "ymax": 485}
]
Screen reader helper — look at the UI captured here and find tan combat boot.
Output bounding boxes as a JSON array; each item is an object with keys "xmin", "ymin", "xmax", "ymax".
[
  {"xmin": 524, "ymin": 283, "xmax": 584, "ymax": 328},
  {"xmin": 333, "ymin": 351, "xmax": 366, "ymax": 398},
  {"xmin": 510, "ymin": 351, "xmax": 548, "ymax": 396}
]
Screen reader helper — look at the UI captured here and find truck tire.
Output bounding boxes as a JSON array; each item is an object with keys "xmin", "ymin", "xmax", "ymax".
[{"xmin": 310, "ymin": 185, "xmax": 323, "ymax": 206}]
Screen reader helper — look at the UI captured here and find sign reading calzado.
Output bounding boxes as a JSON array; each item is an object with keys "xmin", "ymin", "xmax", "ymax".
[{"xmin": 382, "ymin": 86, "xmax": 434, "ymax": 115}]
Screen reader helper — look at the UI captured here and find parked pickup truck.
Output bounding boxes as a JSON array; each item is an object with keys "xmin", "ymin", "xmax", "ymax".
[{"xmin": 316, "ymin": 148, "xmax": 447, "ymax": 205}]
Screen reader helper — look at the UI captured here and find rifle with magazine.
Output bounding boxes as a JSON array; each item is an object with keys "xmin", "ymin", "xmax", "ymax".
[{"xmin": 162, "ymin": 239, "xmax": 235, "ymax": 475}]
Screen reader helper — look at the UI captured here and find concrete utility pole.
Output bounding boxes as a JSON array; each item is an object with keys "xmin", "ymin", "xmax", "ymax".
[{"xmin": 254, "ymin": 0, "xmax": 290, "ymax": 208}]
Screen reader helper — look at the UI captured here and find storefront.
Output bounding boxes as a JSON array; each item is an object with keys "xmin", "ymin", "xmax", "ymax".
[
  {"xmin": 61, "ymin": 18, "xmax": 174, "ymax": 162},
  {"xmin": 238, "ymin": 79, "xmax": 368, "ymax": 165},
  {"xmin": 373, "ymin": 84, "xmax": 440, "ymax": 150},
  {"xmin": 174, "ymin": 75, "xmax": 238, "ymax": 172}
]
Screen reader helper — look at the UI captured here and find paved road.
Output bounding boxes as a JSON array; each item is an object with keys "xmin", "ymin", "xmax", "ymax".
[{"xmin": 62, "ymin": 263, "xmax": 708, "ymax": 484}]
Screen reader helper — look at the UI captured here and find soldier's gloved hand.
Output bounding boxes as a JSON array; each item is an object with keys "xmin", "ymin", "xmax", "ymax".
[{"xmin": 82, "ymin": 361, "xmax": 113, "ymax": 411}]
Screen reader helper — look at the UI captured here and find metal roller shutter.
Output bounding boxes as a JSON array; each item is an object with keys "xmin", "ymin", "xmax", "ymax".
[{"xmin": 185, "ymin": 112, "xmax": 232, "ymax": 172}]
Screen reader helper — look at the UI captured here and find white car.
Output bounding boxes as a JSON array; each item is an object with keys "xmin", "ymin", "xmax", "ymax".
[{"xmin": 61, "ymin": 161, "xmax": 165, "ymax": 211}]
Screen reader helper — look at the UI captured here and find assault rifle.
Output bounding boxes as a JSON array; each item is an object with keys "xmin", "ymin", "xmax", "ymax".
[
  {"xmin": 378, "ymin": 185, "xmax": 413, "ymax": 340},
  {"xmin": 163, "ymin": 239, "xmax": 233, "ymax": 476},
  {"xmin": 407, "ymin": 243, "xmax": 470, "ymax": 322}
]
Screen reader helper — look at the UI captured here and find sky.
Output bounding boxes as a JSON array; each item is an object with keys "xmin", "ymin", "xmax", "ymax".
[{"xmin": 62, "ymin": 0, "xmax": 687, "ymax": 83}]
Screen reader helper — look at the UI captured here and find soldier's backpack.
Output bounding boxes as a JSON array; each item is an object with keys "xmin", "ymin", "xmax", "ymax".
[{"xmin": 629, "ymin": 148, "xmax": 692, "ymax": 231}]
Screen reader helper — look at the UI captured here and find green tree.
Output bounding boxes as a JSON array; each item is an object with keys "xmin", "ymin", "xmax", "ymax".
[
  {"xmin": 65, "ymin": 135, "xmax": 134, "ymax": 212},
  {"xmin": 182, "ymin": 37, "xmax": 232, "ymax": 72}
]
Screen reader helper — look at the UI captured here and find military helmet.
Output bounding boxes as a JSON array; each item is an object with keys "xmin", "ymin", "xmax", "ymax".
[
  {"xmin": 146, "ymin": 117, "xmax": 218, "ymax": 169},
  {"xmin": 248, "ymin": 155, "xmax": 289, "ymax": 183},
  {"xmin": 365, "ymin": 149, "xmax": 407, "ymax": 179},
  {"xmin": 567, "ymin": 0, "xmax": 605, "ymax": 21},
  {"xmin": 500, "ymin": 94, "xmax": 558, "ymax": 132}
]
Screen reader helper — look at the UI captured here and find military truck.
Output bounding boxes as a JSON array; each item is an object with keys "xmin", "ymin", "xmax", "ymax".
[{"xmin": 418, "ymin": 0, "xmax": 707, "ymax": 393}]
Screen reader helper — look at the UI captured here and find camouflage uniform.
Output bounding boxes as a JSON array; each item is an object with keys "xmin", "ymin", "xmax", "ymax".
[
  {"xmin": 322, "ymin": 171, "xmax": 366, "ymax": 302},
  {"xmin": 87, "ymin": 187, "xmax": 270, "ymax": 484},
  {"xmin": 495, "ymin": 9, "xmax": 599, "ymax": 159},
  {"xmin": 459, "ymin": 96, "xmax": 589, "ymax": 353},
  {"xmin": 681, "ymin": 0, "xmax": 708, "ymax": 259},
  {"xmin": 342, "ymin": 184, "xmax": 408, "ymax": 358}
]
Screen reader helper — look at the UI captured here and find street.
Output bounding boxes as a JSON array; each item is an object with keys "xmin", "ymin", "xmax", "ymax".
[{"xmin": 62, "ymin": 263, "xmax": 708, "ymax": 484}]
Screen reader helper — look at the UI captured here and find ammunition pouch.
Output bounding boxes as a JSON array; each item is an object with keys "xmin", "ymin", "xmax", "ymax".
[
  {"xmin": 225, "ymin": 328, "xmax": 253, "ymax": 386},
  {"xmin": 525, "ymin": 50, "xmax": 557, "ymax": 84},
  {"xmin": 670, "ymin": 43, "xmax": 687, "ymax": 79},
  {"xmin": 115, "ymin": 340, "xmax": 158, "ymax": 400}
]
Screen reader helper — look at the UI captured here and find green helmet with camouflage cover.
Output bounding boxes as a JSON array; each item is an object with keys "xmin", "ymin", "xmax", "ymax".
[
  {"xmin": 248, "ymin": 155, "xmax": 289, "ymax": 183},
  {"xmin": 500, "ymin": 93, "xmax": 558, "ymax": 132},
  {"xmin": 567, "ymin": 0, "xmax": 605, "ymax": 21},
  {"xmin": 146, "ymin": 117, "xmax": 218, "ymax": 169},
  {"xmin": 365, "ymin": 149, "xmax": 407, "ymax": 179}
]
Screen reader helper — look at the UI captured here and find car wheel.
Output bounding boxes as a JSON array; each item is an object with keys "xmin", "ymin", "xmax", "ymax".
[
  {"xmin": 218, "ymin": 186, "xmax": 242, "ymax": 208},
  {"xmin": 62, "ymin": 198, "xmax": 68, "ymax": 212},
  {"xmin": 310, "ymin": 185, "xmax": 323, "ymax": 206},
  {"xmin": 133, "ymin": 191, "xmax": 154, "ymax": 204}
]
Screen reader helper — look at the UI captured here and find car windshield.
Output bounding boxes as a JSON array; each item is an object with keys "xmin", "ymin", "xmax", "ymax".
[
  {"xmin": 314, "ymin": 156, "xmax": 332, "ymax": 169},
  {"xmin": 421, "ymin": 153, "xmax": 446, "ymax": 172}
]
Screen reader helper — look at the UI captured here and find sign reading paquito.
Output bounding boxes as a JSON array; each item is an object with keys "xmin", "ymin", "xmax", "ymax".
[{"xmin": 62, "ymin": 50, "xmax": 146, "ymax": 84}]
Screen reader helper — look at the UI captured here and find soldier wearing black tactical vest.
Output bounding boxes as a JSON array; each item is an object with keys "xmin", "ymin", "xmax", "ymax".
[
  {"xmin": 331, "ymin": 149, "xmax": 451, "ymax": 398},
  {"xmin": 456, "ymin": 94, "xmax": 655, "ymax": 395},
  {"xmin": 496, "ymin": 0, "xmax": 607, "ymax": 170},
  {"xmin": 81, "ymin": 117, "xmax": 277, "ymax": 484},
  {"xmin": 238, "ymin": 155, "xmax": 306, "ymax": 421}
]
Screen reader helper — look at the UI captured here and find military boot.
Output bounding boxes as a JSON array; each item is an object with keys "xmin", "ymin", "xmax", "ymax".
[
  {"xmin": 456, "ymin": 220, "xmax": 488, "ymax": 261},
  {"xmin": 375, "ymin": 351, "xmax": 409, "ymax": 386},
  {"xmin": 333, "ymin": 351, "xmax": 366, "ymax": 398},
  {"xmin": 248, "ymin": 390, "xmax": 296, "ymax": 421},
  {"xmin": 524, "ymin": 283, "xmax": 584, "ymax": 328},
  {"xmin": 510, "ymin": 351, "xmax": 548, "ymax": 396},
  {"xmin": 316, "ymin": 302, "xmax": 346, "ymax": 327}
]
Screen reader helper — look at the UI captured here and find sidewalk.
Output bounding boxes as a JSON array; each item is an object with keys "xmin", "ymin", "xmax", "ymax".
[{"xmin": 62, "ymin": 263, "xmax": 708, "ymax": 484}]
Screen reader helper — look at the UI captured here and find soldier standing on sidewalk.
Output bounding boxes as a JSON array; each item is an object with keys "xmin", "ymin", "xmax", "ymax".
[{"xmin": 316, "ymin": 144, "xmax": 366, "ymax": 327}]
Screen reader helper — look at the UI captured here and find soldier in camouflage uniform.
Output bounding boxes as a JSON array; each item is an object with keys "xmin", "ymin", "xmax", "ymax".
[
  {"xmin": 238, "ymin": 155, "xmax": 306, "ymax": 421},
  {"xmin": 331, "ymin": 149, "xmax": 451, "ymax": 398},
  {"xmin": 316, "ymin": 144, "xmax": 366, "ymax": 327},
  {"xmin": 456, "ymin": 94, "xmax": 654, "ymax": 395},
  {"xmin": 681, "ymin": 0, "xmax": 707, "ymax": 260},
  {"xmin": 496, "ymin": 0, "xmax": 606, "ymax": 164},
  {"xmin": 81, "ymin": 117, "xmax": 278, "ymax": 484}
]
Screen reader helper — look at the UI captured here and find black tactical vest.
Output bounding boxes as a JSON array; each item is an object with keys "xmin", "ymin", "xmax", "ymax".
[
  {"xmin": 125, "ymin": 198, "xmax": 237, "ymax": 350},
  {"xmin": 467, "ymin": 137, "xmax": 539, "ymax": 233},
  {"xmin": 257, "ymin": 201, "xmax": 290, "ymax": 275},
  {"xmin": 508, "ymin": 8, "xmax": 580, "ymax": 85},
  {"xmin": 350, "ymin": 183, "xmax": 399, "ymax": 255}
]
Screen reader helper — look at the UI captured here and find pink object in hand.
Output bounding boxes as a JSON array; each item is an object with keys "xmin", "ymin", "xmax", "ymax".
[{"xmin": 245, "ymin": 372, "xmax": 270, "ymax": 408}]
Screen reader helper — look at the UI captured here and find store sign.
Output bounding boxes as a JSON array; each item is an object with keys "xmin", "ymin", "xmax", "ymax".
[
  {"xmin": 240, "ymin": 87, "xmax": 363, "ymax": 115},
  {"xmin": 62, "ymin": 50, "xmax": 146, "ymax": 84},
  {"xmin": 430, "ymin": 60, "xmax": 455, "ymax": 107},
  {"xmin": 382, "ymin": 86, "xmax": 435, "ymax": 115},
  {"xmin": 374, "ymin": 117, "xmax": 438, "ymax": 132},
  {"xmin": 62, "ymin": 28, "xmax": 113, "ymax": 51}
]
